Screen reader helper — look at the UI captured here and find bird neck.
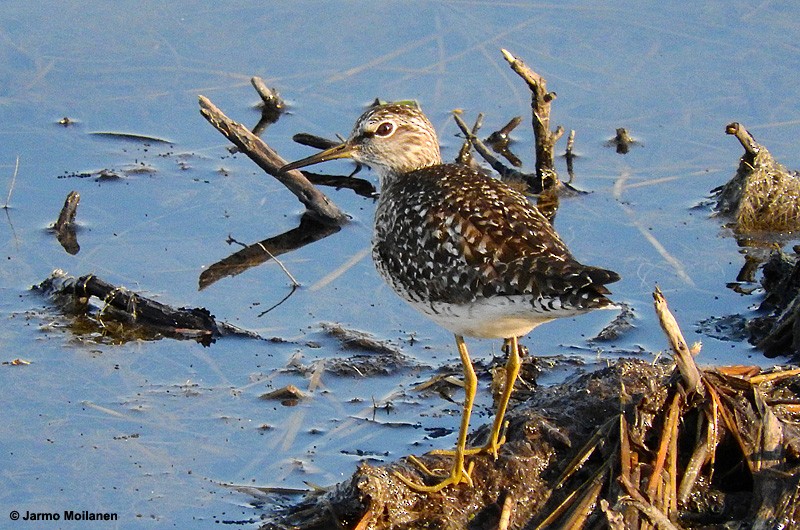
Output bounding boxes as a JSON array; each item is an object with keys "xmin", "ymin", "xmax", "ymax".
[{"xmin": 374, "ymin": 148, "xmax": 442, "ymax": 190}]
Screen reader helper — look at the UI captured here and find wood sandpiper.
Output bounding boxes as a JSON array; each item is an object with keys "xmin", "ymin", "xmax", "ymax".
[{"xmin": 281, "ymin": 101, "xmax": 620, "ymax": 492}]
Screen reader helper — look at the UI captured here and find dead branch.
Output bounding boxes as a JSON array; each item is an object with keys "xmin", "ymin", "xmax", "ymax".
[
  {"xmin": 653, "ymin": 286, "xmax": 703, "ymax": 393},
  {"xmin": 501, "ymin": 49, "xmax": 564, "ymax": 190},
  {"xmin": 485, "ymin": 116, "xmax": 523, "ymax": 167},
  {"xmin": 198, "ymin": 95, "xmax": 348, "ymax": 226},
  {"xmin": 452, "ymin": 112, "xmax": 530, "ymax": 186},
  {"xmin": 726, "ymin": 122, "xmax": 760, "ymax": 161}
]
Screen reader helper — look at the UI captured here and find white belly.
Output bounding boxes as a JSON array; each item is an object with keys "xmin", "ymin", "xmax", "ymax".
[{"xmin": 406, "ymin": 295, "xmax": 580, "ymax": 339}]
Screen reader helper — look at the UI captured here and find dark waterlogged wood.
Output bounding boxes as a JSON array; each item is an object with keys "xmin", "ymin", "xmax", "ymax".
[
  {"xmin": 36, "ymin": 270, "xmax": 248, "ymax": 345},
  {"xmin": 198, "ymin": 95, "xmax": 348, "ymax": 226},
  {"xmin": 249, "ymin": 76, "xmax": 285, "ymax": 138},
  {"xmin": 54, "ymin": 190, "xmax": 80, "ymax": 255},
  {"xmin": 451, "ymin": 112, "xmax": 531, "ymax": 188},
  {"xmin": 485, "ymin": 116, "xmax": 523, "ymax": 168},
  {"xmin": 606, "ymin": 127, "xmax": 638, "ymax": 154},
  {"xmin": 199, "ymin": 213, "xmax": 341, "ymax": 290}
]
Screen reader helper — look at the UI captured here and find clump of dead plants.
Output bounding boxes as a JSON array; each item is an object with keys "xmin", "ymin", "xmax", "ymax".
[
  {"xmin": 714, "ymin": 122, "xmax": 800, "ymax": 233},
  {"xmin": 260, "ymin": 288, "xmax": 800, "ymax": 529}
]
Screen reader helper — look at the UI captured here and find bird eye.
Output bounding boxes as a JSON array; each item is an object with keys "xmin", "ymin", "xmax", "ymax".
[{"xmin": 375, "ymin": 122, "xmax": 394, "ymax": 137}]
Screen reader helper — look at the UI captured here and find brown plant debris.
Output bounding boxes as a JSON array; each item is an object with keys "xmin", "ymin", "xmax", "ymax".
[
  {"xmin": 260, "ymin": 384, "xmax": 306, "ymax": 405},
  {"xmin": 259, "ymin": 290, "xmax": 800, "ymax": 529},
  {"xmin": 713, "ymin": 122, "xmax": 800, "ymax": 233}
]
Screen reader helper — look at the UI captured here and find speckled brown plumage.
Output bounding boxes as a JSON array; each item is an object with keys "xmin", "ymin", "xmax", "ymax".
[
  {"xmin": 281, "ymin": 100, "xmax": 620, "ymax": 492},
  {"xmin": 374, "ymin": 162, "xmax": 618, "ymax": 308}
]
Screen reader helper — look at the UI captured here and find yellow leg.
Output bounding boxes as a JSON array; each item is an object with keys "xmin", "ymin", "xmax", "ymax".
[
  {"xmin": 394, "ymin": 334, "xmax": 477, "ymax": 492},
  {"xmin": 429, "ymin": 336, "xmax": 522, "ymax": 460},
  {"xmin": 481, "ymin": 336, "xmax": 521, "ymax": 458}
]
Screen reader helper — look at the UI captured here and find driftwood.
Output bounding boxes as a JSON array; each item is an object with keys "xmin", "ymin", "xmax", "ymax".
[
  {"xmin": 198, "ymin": 94, "xmax": 348, "ymax": 226},
  {"xmin": 35, "ymin": 270, "xmax": 256, "ymax": 345},
  {"xmin": 452, "ymin": 112, "xmax": 530, "ymax": 189},
  {"xmin": 485, "ymin": 116, "xmax": 523, "ymax": 168},
  {"xmin": 259, "ymin": 290, "xmax": 800, "ymax": 529}
]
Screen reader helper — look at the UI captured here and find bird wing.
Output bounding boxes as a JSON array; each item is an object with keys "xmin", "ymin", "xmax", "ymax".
[{"xmin": 373, "ymin": 164, "xmax": 618, "ymax": 307}]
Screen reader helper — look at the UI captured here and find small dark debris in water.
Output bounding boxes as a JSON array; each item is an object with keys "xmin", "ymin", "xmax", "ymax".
[
  {"xmin": 57, "ymin": 116, "xmax": 75, "ymax": 127},
  {"xmin": 591, "ymin": 302, "xmax": 635, "ymax": 341},
  {"xmin": 320, "ymin": 322, "xmax": 403, "ymax": 356},
  {"xmin": 2, "ymin": 358, "xmax": 31, "ymax": 366},
  {"xmin": 696, "ymin": 314, "xmax": 750, "ymax": 342},
  {"xmin": 340, "ymin": 448, "xmax": 390, "ymax": 458},
  {"xmin": 260, "ymin": 385, "xmax": 306, "ymax": 404},
  {"xmin": 52, "ymin": 190, "xmax": 80, "ymax": 255},
  {"xmin": 34, "ymin": 269, "xmax": 258, "ymax": 346},
  {"xmin": 423, "ymin": 426, "xmax": 453, "ymax": 439},
  {"xmin": 112, "ymin": 433, "xmax": 140, "ymax": 441},
  {"xmin": 90, "ymin": 131, "xmax": 173, "ymax": 144},
  {"xmin": 563, "ymin": 129, "xmax": 577, "ymax": 182},
  {"xmin": 712, "ymin": 122, "xmax": 800, "ymax": 234},
  {"xmin": 605, "ymin": 127, "xmax": 640, "ymax": 154}
]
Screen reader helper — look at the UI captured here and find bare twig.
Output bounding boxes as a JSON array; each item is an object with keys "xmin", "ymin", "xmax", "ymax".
[
  {"xmin": 251, "ymin": 77, "xmax": 284, "ymax": 110},
  {"xmin": 3, "ymin": 155, "xmax": 19, "ymax": 209},
  {"xmin": 452, "ymin": 112, "xmax": 531, "ymax": 186},
  {"xmin": 198, "ymin": 95, "xmax": 347, "ymax": 226},
  {"xmin": 501, "ymin": 49, "xmax": 564, "ymax": 189},
  {"xmin": 653, "ymin": 287, "xmax": 703, "ymax": 394},
  {"xmin": 486, "ymin": 116, "xmax": 523, "ymax": 167},
  {"xmin": 726, "ymin": 122, "xmax": 760, "ymax": 159}
]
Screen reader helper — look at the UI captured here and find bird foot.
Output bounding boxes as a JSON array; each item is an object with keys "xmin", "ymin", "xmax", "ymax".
[
  {"xmin": 429, "ymin": 422, "xmax": 508, "ymax": 460},
  {"xmin": 393, "ymin": 455, "xmax": 475, "ymax": 492}
]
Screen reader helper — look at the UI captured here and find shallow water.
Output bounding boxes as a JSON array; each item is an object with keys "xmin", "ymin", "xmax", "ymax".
[{"xmin": 2, "ymin": 2, "xmax": 799, "ymax": 527}]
